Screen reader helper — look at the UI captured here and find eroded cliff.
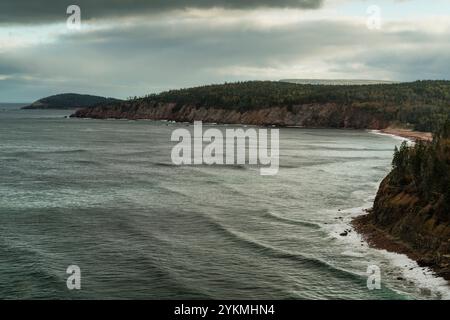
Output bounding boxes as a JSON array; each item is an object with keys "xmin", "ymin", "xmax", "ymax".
[
  {"xmin": 354, "ymin": 130, "xmax": 450, "ymax": 280},
  {"xmin": 71, "ymin": 81, "xmax": 450, "ymax": 131},
  {"xmin": 72, "ymin": 102, "xmax": 390, "ymax": 129}
]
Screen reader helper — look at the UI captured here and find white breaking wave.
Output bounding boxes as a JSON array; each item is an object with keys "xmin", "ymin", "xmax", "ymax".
[{"xmin": 324, "ymin": 202, "xmax": 450, "ymax": 300}]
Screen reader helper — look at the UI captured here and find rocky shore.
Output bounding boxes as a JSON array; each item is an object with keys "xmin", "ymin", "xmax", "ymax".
[
  {"xmin": 71, "ymin": 81, "xmax": 450, "ymax": 133},
  {"xmin": 353, "ymin": 174, "xmax": 450, "ymax": 281},
  {"xmin": 354, "ymin": 216, "xmax": 449, "ymax": 281},
  {"xmin": 72, "ymin": 102, "xmax": 391, "ymax": 129}
]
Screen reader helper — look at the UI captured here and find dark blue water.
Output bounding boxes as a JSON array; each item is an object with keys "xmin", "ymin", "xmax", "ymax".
[{"xmin": 0, "ymin": 104, "xmax": 448, "ymax": 299}]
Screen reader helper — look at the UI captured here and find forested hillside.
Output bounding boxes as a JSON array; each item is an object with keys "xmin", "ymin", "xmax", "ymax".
[
  {"xmin": 23, "ymin": 93, "xmax": 122, "ymax": 110},
  {"xmin": 73, "ymin": 81, "xmax": 450, "ymax": 131}
]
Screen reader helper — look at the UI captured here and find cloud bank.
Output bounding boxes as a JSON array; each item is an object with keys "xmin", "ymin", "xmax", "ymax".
[
  {"xmin": 0, "ymin": 0, "xmax": 449, "ymax": 102},
  {"xmin": 0, "ymin": 0, "xmax": 323, "ymax": 24}
]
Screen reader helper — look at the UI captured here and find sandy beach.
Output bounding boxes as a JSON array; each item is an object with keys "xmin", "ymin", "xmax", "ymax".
[{"xmin": 380, "ymin": 128, "xmax": 432, "ymax": 142}]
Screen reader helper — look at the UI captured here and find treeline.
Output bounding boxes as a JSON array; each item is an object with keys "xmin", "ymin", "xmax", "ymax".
[
  {"xmin": 133, "ymin": 80, "xmax": 450, "ymax": 131},
  {"xmin": 38, "ymin": 94, "xmax": 119, "ymax": 107},
  {"xmin": 23, "ymin": 93, "xmax": 122, "ymax": 110},
  {"xmin": 391, "ymin": 120, "xmax": 450, "ymax": 212}
]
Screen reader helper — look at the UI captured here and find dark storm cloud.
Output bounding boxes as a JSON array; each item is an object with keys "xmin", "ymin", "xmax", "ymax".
[{"xmin": 0, "ymin": 0, "xmax": 323, "ymax": 24}]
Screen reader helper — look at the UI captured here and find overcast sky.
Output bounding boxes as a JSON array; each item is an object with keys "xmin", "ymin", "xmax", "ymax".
[{"xmin": 1, "ymin": 0, "xmax": 449, "ymax": 102}]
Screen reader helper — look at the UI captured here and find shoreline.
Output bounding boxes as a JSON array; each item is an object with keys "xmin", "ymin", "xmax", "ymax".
[
  {"xmin": 331, "ymin": 206, "xmax": 450, "ymax": 298},
  {"xmin": 379, "ymin": 128, "xmax": 432, "ymax": 142},
  {"xmin": 352, "ymin": 213, "xmax": 450, "ymax": 282},
  {"xmin": 70, "ymin": 111, "xmax": 434, "ymax": 142},
  {"xmin": 353, "ymin": 130, "xmax": 449, "ymax": 288}
]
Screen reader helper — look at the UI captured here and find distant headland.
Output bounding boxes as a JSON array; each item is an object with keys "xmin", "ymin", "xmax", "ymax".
[
  {"xmin": 22, "ymin": 93, "xmax": 122, "ymax": 110},
  {"xmin": 71, "ymin": 80, "xmax": 450, "ymax": 133}
]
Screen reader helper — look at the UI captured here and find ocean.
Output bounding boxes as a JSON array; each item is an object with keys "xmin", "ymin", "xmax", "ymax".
[{"xmin": 0, "ymin": 103, "xmax": 448, "ymax": 299}]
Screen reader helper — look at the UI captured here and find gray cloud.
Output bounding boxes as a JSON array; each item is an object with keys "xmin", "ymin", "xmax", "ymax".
[
  {"xmin": 2, "ymin": 14, "xmax": 449, "ymax": 102},
  {"xmin": 341, "ymin": 47, "xmax": 450, "ymax": 81},
  {"xmin": 0, "ymin": 0, "xmax": 323, "ymax": 24}
]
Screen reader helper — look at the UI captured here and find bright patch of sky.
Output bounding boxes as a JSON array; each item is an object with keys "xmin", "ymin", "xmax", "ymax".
[{"xmin": 333, "ymin": 0, "xmax": 450, "ymax": 18}]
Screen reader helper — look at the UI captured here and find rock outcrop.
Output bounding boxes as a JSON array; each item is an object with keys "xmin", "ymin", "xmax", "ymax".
[
  {"xmin": 354, "ymin": 131, "xmax": 450, "ymax": 280},
  {"xmin": 72, "ymin": 102, "xmax": 390, "ymax": 129},
  {"xmin": 355, "ymin": 176, "xmax": 450, "ymax": 280},
  {"xmin": 71, "ymin": 80, "xmax": 450, "ymax": 131}
]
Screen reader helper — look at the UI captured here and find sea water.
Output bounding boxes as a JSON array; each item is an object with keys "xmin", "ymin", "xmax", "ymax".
[{"xmin": 0, "ymin": 104, "xmax": 448, "ymax": 299}]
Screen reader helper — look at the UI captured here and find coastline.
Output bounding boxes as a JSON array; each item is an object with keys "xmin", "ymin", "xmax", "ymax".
[
  {"xmin": 352, "ymin": 213, "xmax": 450, "ymax": 282},
  {"xmin": 353, "ymin": 129, "xmax": 449, "ymax": 286},
  {"xmin": 379, "ymin": 128, "xmax": 432, "ymax": 142},
  {"xmin": 328, "ymin": 202, "xmax": 450, "ymax": 298}
]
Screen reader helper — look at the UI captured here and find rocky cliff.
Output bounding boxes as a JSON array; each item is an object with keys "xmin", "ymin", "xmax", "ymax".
[
  {"xmin": 354, "ymin": 130, "xmax": 450, "ymax": 280},
  {"xmin": 71, "ymin": 81, "xmax": 450, "ymax": 131},
  {"xmin": 355, "ymin": 176, "xmax": 450, "ymax": 280},
  {"xmin": 72, "ymin": 102, "xmax": 391, "ymax": 129}
]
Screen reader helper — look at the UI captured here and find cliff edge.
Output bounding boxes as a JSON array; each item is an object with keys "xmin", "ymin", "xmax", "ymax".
[
  {"xmin": 354, "ymin": 123, "xmax": 450, "ymax": 280},
  {"xmin": 71, "ymin": 81, "xmax": 450, "ymax": 132}
]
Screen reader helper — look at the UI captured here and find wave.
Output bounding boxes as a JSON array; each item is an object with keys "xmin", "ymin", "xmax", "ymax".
[
  {"xmin": 7, "ymin": 149, "xmax": 90, "ymax": 158},
  {"xmin": 325, "ymin": 204, "xmax": 450, "ymax": 299},
  {"xmin": 0, "ymin": 216, "xmax": 211, "ymax": 299},
  {"xmin": 68, "ymin": 159, "xmax": 103, "ymax": 166},
  {"xmin": 193, "ymin": 163, "xmax": 248, "ymax": 170},
  {"xmin": 264, "ymin": 210, "xmax": 322, "ymax": 229},
  {"xmin": 153, "ymin": 162, "xmax": 178, "ymax": 167},
  {"xmin": 44, "ymin": 149, "xmax": 89, "ymax": 155},
  {"xmin": 369, "ymin": 130, "xmax": 413, "ymax": 144},
  {"xmin": 301, "ymin": 145, "xmax": 396, "ymax": 152},
  {"xmin": 197, "ymin": 212, "xmax": 367, "ymax": 284}
]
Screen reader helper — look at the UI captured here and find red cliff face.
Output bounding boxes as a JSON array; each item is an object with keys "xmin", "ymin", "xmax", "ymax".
[
  {"xmin": 356, "ymin": 135, "xmax": 450, "ymax": 280},
  {"xmin": 371, "ymin": 174, "xmax": 450, "ymax": 279},
  {"xmin": 72, "ymin": 102, "xmax": 391, "ymax": 130}
]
